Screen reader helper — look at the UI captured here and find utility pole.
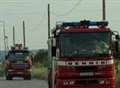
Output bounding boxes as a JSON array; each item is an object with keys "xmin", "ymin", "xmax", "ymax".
[
  {"xmin": 48, "ymin": 4, "xmax": 50, "ymax": 39},
  {"xmin": 0, "ymin": 21, "xmax": 6, "ymax": 57},
  {"xmin": 23, "ymin": 21, "xmax": 26, "ymax": 48},
  {"xmin": 5, "ymin": 36, "xmax": 9, "ymax": 52},
  {"xmin": 13, "ymin": 26, "xmax": 15, "ymax": 46},
  {"xmin": 3, "ymin": 22, "xmax": 7, "ymax": 56},
  {"xmin": 48, "ymin": 4, "xmax": 55, "ymax": 88},
  {"xmin": 102, "ymin": 0, "xmax": 106, "ymax": 20}
]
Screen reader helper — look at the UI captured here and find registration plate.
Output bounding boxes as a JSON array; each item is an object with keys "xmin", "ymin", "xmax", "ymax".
[
  {"xmin": 16, "ymin": 72, "xmax": 23, "ymax": 74},
  {"xmin": 80, "ymin": 72, "xmax": 94, "ymax": 76}
]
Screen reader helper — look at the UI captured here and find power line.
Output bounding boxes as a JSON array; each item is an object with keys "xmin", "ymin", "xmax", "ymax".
[
  {"xmin": 29, "ymin": 0, "xmax": 83, "ymax": 32},
  {"xmin": 52, "ymin": 0, "xmax": 83, "ymax": 17}
]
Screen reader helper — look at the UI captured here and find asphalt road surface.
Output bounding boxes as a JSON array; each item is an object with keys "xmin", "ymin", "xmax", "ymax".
[{"xmin": 0, "ymin": 78, "xmax": 48, "ymax": 88}]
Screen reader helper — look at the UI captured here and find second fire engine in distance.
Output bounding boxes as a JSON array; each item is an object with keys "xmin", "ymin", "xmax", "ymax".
[{"xmin": 4, "ymin": 44, "xmax": 32, "ymax": 80}]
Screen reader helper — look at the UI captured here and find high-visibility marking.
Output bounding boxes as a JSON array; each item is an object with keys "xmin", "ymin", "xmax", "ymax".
[{"xmin": 57, "ymin": 59, "xmax": 114, "ymax": 66}]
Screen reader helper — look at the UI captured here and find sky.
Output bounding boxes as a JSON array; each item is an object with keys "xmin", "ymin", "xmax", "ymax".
[{"xmin": 0, "ymin": 0, "xmax": 120, "ymax": 50}]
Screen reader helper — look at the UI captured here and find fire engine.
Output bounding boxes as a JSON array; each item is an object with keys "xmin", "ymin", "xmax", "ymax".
[
  {"xmin": 48, "ymin": 20, "xmax": 119, "ymax": 88},
  {"xmin": 4, "ymin": 44, "xmax": 32, "ymax": 80}
]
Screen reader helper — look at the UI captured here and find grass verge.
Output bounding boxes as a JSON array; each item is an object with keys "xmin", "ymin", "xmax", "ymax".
[
  {"xmin": 0, "ymin": 64, "xmax": 4, "ymax": 77},
  {"xmin": 32, "ymin": 63, "xmax": 48, "ymax": 80}
]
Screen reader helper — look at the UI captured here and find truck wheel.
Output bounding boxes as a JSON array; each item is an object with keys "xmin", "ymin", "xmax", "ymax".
[
  {"xmin": 24, "ymin": 75, "xmax": 31, "ymax": 80},
  {"xmin": 5, "ymin": 71, "xmax": 12, "ymax": 80},
  {"xmin": 6, "ymin": 75, "xmax": 12, "ymax": 80},
  {"xmin": 48, "ymin": 82, "xmax": 52, "ymax": 88}
]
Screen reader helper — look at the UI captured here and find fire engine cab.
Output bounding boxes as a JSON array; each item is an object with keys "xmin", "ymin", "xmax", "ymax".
[{"xmin": 48, "ymin": 20, "xmax": 119, "ymax": 88}]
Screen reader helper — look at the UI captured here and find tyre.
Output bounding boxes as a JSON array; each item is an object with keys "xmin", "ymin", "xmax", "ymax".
[
  {"xmin": 5, "ymin": 71, "xmax": 12, "ymax": 80},
  {"xmin": 48, "ymin": 81, "xmax": 52, "ymax": 88},
  {"xmin": 6, "ymin": 75, "xmax": 12, "ymax": 80},
  {"xmin": 24, "ymin": 74, "xmax": 31, "ymax": 80}
]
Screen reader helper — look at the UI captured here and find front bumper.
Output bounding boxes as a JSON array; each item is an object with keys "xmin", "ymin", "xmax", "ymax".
[
  {"xmin": 56, "ymin": 78, "xmax": 116, "ymax": 88},
  {"xmin": 7, "ymin": 69, "xmax": 31, "ymax": 76}
]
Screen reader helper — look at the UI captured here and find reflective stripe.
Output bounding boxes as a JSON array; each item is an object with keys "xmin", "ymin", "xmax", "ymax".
[{"xmin": 57, "ymin": 59, "xmax": 114, "ymax": 66}]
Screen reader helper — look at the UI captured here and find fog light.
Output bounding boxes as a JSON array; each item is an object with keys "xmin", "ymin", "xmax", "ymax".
[
  {"xmin": 106, "ymin": 80, "xmax": 110, "ymax": 84},
  {"xmin": 63, "ymin": 80, "xmax": 69, "ymax": 85},
  {"xmin": 69, "ymin": 81, "xmax": 74, "ymax": 85}
]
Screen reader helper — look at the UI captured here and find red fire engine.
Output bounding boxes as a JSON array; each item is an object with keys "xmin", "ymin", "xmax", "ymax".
[
  {"xmin": 48, "ymin": 20, "xmax": 119, "ymax": 88},
  {"xmin": 4, "ymin": 44, "xmax": 32, "ymax": 80}
]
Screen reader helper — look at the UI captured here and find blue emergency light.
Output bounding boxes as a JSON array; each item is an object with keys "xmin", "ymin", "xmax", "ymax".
[{"xmin": 62, "ymin": 20, "xmax": 108, "ymax": 27}]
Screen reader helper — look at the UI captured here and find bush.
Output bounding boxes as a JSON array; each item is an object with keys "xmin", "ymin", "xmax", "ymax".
[
  {"xmin": 33, "ymin": 49, "xmax": 48, "ymax": 66},
  {"xmin": 31, "ymin": 49, "xmax": 48, "ymax": 79}
]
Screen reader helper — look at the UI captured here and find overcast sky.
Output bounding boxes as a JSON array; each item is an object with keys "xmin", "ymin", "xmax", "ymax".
[{"xmin": 0, "ymin": 0, "xmax": 120, "ymax": 50}]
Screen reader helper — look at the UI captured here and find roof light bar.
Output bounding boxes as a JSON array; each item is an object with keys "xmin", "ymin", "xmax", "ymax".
[{"xmin": 62, "ymin": 20, "xmax": 108, "ymax": 27}]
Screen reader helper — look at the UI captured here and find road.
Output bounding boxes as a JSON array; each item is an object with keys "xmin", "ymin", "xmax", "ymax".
[{"xmin": 0, "ymin": 78, "xmax": 48, "ymax": 88}]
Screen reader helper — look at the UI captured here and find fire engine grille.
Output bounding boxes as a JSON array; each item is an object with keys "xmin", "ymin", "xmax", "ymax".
[
  {"xmin": 76, "ymin": 66, "xmax": 96, "ymax": 72},
  {"xmin": 12, "ymin": 63, "xmax": 28, "ymax": 69}
]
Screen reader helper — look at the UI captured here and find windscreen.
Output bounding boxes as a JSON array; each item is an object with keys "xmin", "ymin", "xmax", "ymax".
[
  {"xmin": 8, "ymin": 51, "xmax": 29, "ymax": 60},
  {"xmin": 59, "ymin": 32, "xmax": 111, "ymax": 57}
]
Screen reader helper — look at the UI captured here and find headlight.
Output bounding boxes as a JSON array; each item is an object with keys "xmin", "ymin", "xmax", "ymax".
[
  {"xmin": 69, "ymin": 81, "xmax": 74, "ymax": 85},
  {"xmin": 63, "ymin": 80, "xmax": 74, "ymax": 85},
  {"xmin": 99, "ymin": 80, "xmax": 105, "ymax": 84},
  {"xmin": 63, "ymin": 80, "xmax": 69, "ymax": 85}
]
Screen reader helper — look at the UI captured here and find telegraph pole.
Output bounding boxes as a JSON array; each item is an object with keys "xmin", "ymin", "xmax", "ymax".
[
  {"xmin": 48, "ymin": 4, "xmax": 55, "ymax": 88},
  {"xmin": 23, "ymin": 21, "xmax": 26, "ymax": 48},
  {"xmin": 13, "ymin": 26, "xmax": 15, "ymax": 46},
  {"xmin": 48, "ymin": 4, "xmax": 50, "ymax": 39},
  {"xmin": 3, "ymin": 22, "xmax": 7, "ymax": 55},
  {"xmin": 102, "ymin": 0, "xmax": 106, "ymax": 20},
  {"xmin": 5, "ymin": 36, "xmax": 9, "ymax": 52},
  {"xmin": 0, "ymin": 21, "xmax": 6, "ymax": 57}
]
